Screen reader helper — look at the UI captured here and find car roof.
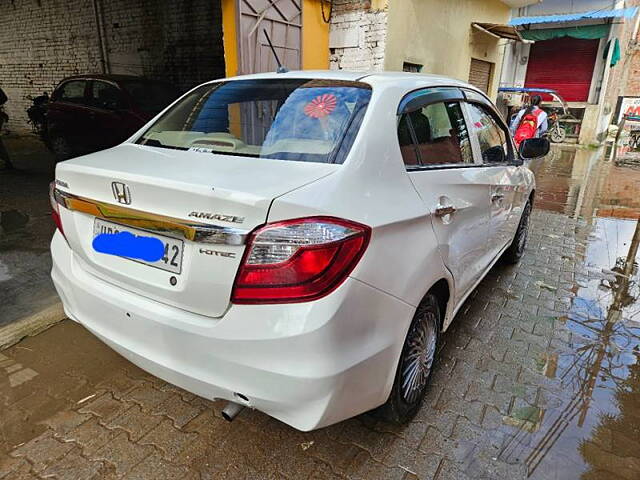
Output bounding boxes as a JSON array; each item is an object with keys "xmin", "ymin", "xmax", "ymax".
[
  {"xmin": 221, "ymin": 70, "xmax": 483, "ymax": 94},
  {"xmin": 58, "ymin": 74, "xmax": 173, "ymax": 84}
]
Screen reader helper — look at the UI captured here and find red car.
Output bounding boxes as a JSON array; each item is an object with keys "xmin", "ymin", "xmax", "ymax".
[{"xmin": 46, "ymin": 75, "xmax": 179, "ymax": 161}]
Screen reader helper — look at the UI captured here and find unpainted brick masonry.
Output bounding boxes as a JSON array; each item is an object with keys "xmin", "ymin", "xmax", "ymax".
[
  {"xmin": 329, "ymin": 0, "xmax": 388, "ymax": 72},
  {"xmin": 624, "ymin": 33, "xmax": 640, "ymax": 97},
  {"xmin": 0, "ymin": 0, "xmax": 224, "ymax": 132}
]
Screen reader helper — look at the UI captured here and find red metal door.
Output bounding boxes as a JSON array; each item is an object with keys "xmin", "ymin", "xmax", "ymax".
[{"xmin": 524, "ymin": 37, "xmax": 600, "ymax": 102}]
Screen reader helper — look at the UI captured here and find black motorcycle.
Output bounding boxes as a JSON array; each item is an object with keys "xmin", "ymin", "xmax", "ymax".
[{"xmin": 26, "ymin": 92, "xmax": 49, "ymax": 137}]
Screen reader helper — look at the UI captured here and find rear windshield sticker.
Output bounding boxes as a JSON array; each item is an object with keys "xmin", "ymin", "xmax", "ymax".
[{"xmin": 304, "ymin": 94, "xmax": 337, "ymax": 118}]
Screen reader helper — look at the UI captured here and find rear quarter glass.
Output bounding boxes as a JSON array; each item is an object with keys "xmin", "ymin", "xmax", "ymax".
[{"xmin": 136, "ymin": 79, "xmax": 372, "ymax": 164}]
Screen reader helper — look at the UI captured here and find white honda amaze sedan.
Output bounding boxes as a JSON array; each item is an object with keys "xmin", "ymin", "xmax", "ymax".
[{"xmin": 50, "ymin": 71, "xmax": 548, "ymax": 431}]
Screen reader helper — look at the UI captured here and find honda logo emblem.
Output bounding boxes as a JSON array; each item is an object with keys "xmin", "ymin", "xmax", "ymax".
[{"xmin": 111, "ymin": 182, "xmax": 131, "ymax": 205}]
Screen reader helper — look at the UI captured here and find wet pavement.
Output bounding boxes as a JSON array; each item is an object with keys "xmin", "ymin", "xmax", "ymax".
[
  {"xmin": 2, "ymin": 145, "xmax": 640, "ymax": 479},
  {"xmin": 0, "ymin": 135, "xmax": 57, "ymax": 329}
]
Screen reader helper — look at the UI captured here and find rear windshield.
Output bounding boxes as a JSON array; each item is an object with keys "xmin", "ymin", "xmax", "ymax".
[
  {"xmin": 136, "ymin": 79, "xmax": 372, "ymax": 164},
  {"xmin": 120, "ymin": 80, "xmax": 179, "ymax": 114}
]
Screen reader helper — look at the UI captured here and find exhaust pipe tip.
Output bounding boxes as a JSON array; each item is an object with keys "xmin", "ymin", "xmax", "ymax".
[{"xmin": 221, "ymin": 401, "xmax": 245, "ymax": 422}]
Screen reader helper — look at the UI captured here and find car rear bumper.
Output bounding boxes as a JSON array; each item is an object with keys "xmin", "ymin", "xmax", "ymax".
[{"xmin": 51, "ymin": 231, "xmax": 414, "ymax": 430}]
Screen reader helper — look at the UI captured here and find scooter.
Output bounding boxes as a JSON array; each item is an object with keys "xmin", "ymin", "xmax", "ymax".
[{"xmin": 546, "ymin": 109, "xmax": 567, "ymax": 144}]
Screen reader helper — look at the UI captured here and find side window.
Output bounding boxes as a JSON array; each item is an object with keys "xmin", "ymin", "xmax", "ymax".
[
  {"xmin": 57, "ymin": 81, "xmax": 87, "ymax": 104},
  {"xmin": 466, "ymin": 103, "xmax": 509, "ymax": 164},
  {"xmin": 397, "ymin": 114, "xmax": 420, "ymax": 166},
  {"xmin": 397, "ymin": 101, "xmax": 473, "ymax": 167},
  {"xmin": 90, "ymin": 81, "xmax": 126, "ymax": 110}
]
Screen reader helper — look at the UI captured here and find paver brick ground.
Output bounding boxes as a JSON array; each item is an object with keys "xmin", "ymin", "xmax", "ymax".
[{"xmin": 2, "ymin": 148, "xmax": 640, "ymax": 479}]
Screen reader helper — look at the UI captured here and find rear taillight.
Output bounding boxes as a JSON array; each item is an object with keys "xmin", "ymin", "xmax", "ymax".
[
  {"xmin": 232, "ymin": 217, "xmax": 371, "ymax": 304},
  {"xmin": 49, "ymin": 182, "xmax": 65, "ymax": 236}
]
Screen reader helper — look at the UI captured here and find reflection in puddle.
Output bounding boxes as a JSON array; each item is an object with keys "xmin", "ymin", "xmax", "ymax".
[
  {"xmin": 498, "ymin": 148, "xmax": 640, "ymax": 479},
  {"xmin": 536, "ymin": 351, "xmax": 559, "ymax": 379},
  {"xmin": 530, "ymin": 147, "xmax": 640, "ymax": 221},
  {"xmin": 503, "ymin": 405, "xmax": 545, "ymax": 434}
]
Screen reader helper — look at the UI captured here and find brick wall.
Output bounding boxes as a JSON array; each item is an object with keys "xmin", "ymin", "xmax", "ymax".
[
  {"xmin": 624, "ymin": 32, "xmax": 640, "ymax": 96},
  {"xmin": 0, "ymin": 0, "xmax": 224, "ymax": 132},
  {"xmin": 603, "ymin": 0, "xmax": 640, "ymax": 111},
  {"xmin": 328, "ymin": 0, "xmax": 388, "ymax": 71}
]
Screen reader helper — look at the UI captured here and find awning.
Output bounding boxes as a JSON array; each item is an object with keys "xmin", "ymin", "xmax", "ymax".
[
  {"xmin": 498, "ymin": 87, "xmax": 559, "ymax": 95},
  {"xmin": 509, "ymin": 6, "xmax": 639, "ymax": 26},
  {"xmin": 521, "ymin": 24, "xmax": 610, "ymax": 41},
  {"xmin": 472, "ymin": 22, "xmax": 524, "ymax": 41}
]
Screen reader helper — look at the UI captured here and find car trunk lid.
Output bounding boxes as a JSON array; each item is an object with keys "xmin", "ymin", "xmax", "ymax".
[{"xmin": 55, "ymin": 144, "xmax": 338, "ymax": 317}]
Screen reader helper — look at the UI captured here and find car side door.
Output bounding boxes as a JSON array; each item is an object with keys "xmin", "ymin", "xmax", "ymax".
[
  {"xmin": 87, "ymin": 80, "xmax": 131, "ymax": 151},
  {"xmin": 398, "ymin": 88, "xmax": 492, "ymax": 307},
  {"xmin": 48, "ymin": 79, "xmax": 91, "ymax": 150},
  {"xmin": 463, "ymin": 97, "xmax": 527, "ymax": 262}
]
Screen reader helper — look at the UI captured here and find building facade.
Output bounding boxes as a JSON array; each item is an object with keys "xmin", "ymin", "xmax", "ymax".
[
  {"xmin": 219, "ymin": 0, "xmax": 536, "ymax": 100},
  {"xmin": 625, "ymin": 30, "xmax": 640, "ymax": 97},
  {"xmin": 0, "ymin": 0, "xmax": 226, "ymax": 132},
  {"xmin": 1, "ymin": 0, "xmax": 538, "ymax": 132},
  {"xmin": 500, "ymin": 0, "xmax": 640, "ymax": 144},
  {"xmin": 13, "ymin": 0, "xmax": 629, "ymax": 135},
  {"xmin": 326, "ymin": 0, "xmax": 535, "ymax": 99},
  {"xmin": 220, "ymin": 0, "xmax": 330, "ymax": 77},
  {"xmin": 384, "ymin": 0, "xmax": 513, "ymax": 99},
  {"xmin": 617, "ymin": 19, "xmax": 640, "ymax": 122}
]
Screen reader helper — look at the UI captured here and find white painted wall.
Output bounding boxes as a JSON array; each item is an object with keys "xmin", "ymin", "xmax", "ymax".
[
  {"xmin": 588, "ymin": 38, "xmax": 608, "ymax": 104},
  {"xmin": 500, "ymin": 41, "xmax": 531, "ymax": 87}
]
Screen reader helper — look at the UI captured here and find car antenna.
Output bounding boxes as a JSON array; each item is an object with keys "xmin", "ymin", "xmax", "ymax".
[{"xmin": 263, "ymin": 29, "xmax": 288, "ymax": 74}]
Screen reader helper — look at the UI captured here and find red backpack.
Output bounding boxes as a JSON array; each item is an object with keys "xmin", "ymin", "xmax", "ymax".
[{"xmin": 514, "ymin": 109, "xmax": 541, "ymax": 148}]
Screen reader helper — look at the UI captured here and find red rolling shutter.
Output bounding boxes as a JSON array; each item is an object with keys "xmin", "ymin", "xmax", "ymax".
[{"xmin": 524, "ymin": 37, "xmax": 600, "ymax": 102}]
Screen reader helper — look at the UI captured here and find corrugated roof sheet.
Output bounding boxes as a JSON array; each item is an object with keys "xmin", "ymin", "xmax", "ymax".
[{"xmin": 509, "ymin": 7, "xmax": 639, "ymax": 26}]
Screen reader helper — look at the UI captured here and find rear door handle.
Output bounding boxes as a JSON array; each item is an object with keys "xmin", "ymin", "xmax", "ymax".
[{"xmin": 435, "ymin": 205, "xmax": 456, "ymax": 217}]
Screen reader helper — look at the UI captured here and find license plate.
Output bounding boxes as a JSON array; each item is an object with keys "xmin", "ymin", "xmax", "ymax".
[{"xmin": 93, "ymin": 219, "xmax": 184, "ymax": 274}]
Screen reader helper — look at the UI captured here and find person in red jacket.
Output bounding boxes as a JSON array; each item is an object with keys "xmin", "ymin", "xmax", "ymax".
[{"xmin": 510, "ymin": 95, "xmax": 548, "ymax": 148}]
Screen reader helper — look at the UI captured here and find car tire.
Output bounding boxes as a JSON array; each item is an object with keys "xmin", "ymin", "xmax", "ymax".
[
  {"xmin": 50, "ymin": 135, "xmax": 73, "ymax": 162},
  {"xmin": 377, "ymin": 293, "xmax": 440, "ymax": 424},
  {"xmin": 503, "ymin": 201, "xmax": 532, "ymax": 264}
]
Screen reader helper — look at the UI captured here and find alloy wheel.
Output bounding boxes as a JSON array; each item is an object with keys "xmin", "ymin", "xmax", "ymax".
[
  {"xmin": 516, "ymin": 204, "xmax": 531, "ymax": 256},
  {"xmin": 400, "ymin": 309, "xmax": 437, "ymax": 404}
]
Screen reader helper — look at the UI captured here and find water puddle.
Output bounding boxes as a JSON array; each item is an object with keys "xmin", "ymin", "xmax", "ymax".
[{"xmin": 498, "ymin": 147, "xmax": 640, "ymax": 479}]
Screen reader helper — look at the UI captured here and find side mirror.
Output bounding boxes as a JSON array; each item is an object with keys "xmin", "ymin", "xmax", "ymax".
[{"xmin": 519, "ymin": 138, "xmax": 550, "ymax": 160}]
